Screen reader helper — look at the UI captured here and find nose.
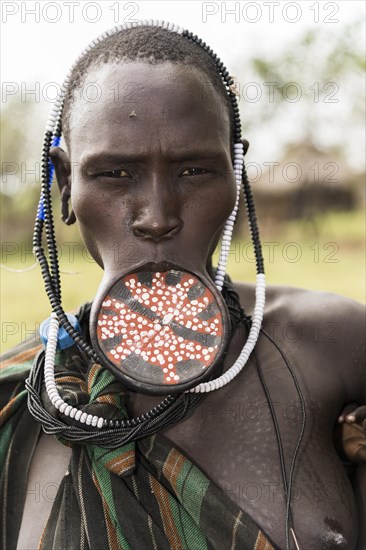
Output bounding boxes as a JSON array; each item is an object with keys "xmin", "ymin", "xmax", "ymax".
[{"xmin": 132, "ymin": 197, "xmax": 183, "ymax": 241}]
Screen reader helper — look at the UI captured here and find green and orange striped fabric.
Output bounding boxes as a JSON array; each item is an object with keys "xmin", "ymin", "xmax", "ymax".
[{"xmin": 1, "ymin": 334, "xmax": 276, "ymax": 550}]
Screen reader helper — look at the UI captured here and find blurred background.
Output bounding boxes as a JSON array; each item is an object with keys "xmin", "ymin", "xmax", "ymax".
[{"xmin": 1, "ymin": 0, "xmax": 365, "ymax": 352}]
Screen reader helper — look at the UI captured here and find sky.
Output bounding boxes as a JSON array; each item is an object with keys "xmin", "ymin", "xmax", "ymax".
[
  {"xmin": 1, "ymin": 0, "xmax": 365, "ymax": 171},
  {"xmin": 2, "ymin": 1, "xmax": 364, "ymax": 81}
]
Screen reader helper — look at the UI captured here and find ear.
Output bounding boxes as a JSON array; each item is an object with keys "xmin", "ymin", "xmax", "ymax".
[
  {"xmin": 49, "ymin": 146, "xmax": 76, "ymax": 225},
  {"xmin": 242, "ymin": 139, "xmax": 249, "ymax": 156}
]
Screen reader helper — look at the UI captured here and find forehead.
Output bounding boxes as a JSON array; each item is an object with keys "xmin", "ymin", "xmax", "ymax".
[{"xmin": 67, "ymin": 61, "xmax": 231, "ymax": 158}]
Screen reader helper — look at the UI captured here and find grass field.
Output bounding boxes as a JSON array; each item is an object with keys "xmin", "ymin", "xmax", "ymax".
[{"xmin": 1, "ymin": 211, "xmax": 364, "ymax": 354}]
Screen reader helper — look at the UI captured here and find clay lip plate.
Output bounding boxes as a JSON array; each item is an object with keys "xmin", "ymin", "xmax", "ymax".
[{"xmin": 90, "ymin": 264, "xmax": 229, "ymax": 395}]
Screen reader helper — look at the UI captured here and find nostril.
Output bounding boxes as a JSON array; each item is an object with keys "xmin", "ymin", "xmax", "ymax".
[
  {"xmin": 166, "ymin": 224, "xmax": 181, "ymax": 237},
  {"xmin": 132, "ymin": 219, "xmax": 183, "ymax": 240},
  {"xmin": 133, "ymin": 227, "xmax": 148, "ymax": 238}
]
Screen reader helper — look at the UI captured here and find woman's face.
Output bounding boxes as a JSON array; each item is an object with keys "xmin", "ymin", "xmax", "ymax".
[{"xmin": 66, "ymin": 61, "xmax": 236, "ymax": 278}]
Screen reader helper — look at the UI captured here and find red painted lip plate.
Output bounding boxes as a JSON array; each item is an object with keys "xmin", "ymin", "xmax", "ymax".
[{"xmin": 91, "ymin": 268, "xmax": 229, "ymax": 394}]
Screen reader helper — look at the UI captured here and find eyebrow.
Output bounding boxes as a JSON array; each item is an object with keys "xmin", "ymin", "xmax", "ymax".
[{"xmin": 79, "ymin": 150, "xmax": 229, "ymax": 171}]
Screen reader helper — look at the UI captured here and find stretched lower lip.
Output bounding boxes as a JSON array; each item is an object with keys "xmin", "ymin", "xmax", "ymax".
[{"xmin": 129, "ymin": 261, "xmax": 188, "ymax": 275}]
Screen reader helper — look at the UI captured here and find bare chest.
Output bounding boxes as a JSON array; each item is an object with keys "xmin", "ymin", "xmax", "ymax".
[
  {"xmin": 19, "ymin": 350, "xmax": 358, "ymax": 550},
  {"xmin": 131, "ymin": 339, "xmax": 359, "ymax": 550}
]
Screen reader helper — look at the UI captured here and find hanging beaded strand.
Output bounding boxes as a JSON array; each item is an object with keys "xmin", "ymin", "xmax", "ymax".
[
  {"xmin": 31, "ymin": 20, "xmax": 266, "ymax": 429},
  {"xmin": 182, "ymin": 30, "xmax": 265, "ymax": 393},
  {"xmin": 32, "ymin": 23, "xmax": 184, "ymax": 429}
]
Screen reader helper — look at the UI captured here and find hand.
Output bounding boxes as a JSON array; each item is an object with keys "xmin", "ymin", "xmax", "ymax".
[{"xmin": 337, "ymin": 403, "xmax": 366, "ymax": 463}]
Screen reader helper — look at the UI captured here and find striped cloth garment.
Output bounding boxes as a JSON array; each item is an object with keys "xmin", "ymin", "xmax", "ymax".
[{"xmin": 0, "ymin": 336, "xmax": 276, "ymax": 550}]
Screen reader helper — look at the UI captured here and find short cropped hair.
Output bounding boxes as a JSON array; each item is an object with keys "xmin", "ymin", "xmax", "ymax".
[{"xmin": 62, "ymin": 26, "xmax": 233, "ymax": 143}]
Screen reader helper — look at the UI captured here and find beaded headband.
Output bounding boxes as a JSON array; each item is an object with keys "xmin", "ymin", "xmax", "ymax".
[{"xmin": 31, "ymin": 20, "xmax": 265, "ymax": 429}]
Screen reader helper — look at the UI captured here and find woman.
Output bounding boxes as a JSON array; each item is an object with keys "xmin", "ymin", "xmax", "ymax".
[{"xmin": 1, "ymin": 22, "xmax": 365, "ymax": 550}]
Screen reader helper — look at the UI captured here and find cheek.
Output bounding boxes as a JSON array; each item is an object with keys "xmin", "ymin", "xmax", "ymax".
[
  {"xmin": 71, "ymin": 183, "xmax": 100, "ymax": 239},
  {"xmin": 182, "ymin": 176, "xmax": 237, "ymax": 262},
  {"xmin": 71, "ymin": 181, "xmax": 92, "ymax": 220},
  {"xmin": 189, "ymin": 177, "xmax": 237, "ymax": 232},
  {"xmin": 70, "ymin": 182, "xmax": 129, "ymax": 265},
  {"xmin": 72, "ymin": 181, "xmax": 127, "ymax": 227},
  {"xmin": 216, "ymin": 176, "xmax": 237, "ymax": 219}
]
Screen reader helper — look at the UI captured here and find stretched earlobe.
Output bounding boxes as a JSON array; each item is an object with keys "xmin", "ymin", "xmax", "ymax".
[
  {"xmin": 242, "ymin": 139, "xmax": 249, "ymax": 156},
  {"xmin": 60, "ymin": 185, "xmax": 76, "ymax": 225},
  {"xmin": 49, "ymin": 146, "xmax": 76, "ymax": 225}
]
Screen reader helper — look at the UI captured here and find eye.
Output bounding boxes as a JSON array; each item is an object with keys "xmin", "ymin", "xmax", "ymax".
[
  {"xmin": 180, "ymin": 167, "xmax": 210, "ymax": 177},
  {"xmin": 99, "ymin": 169, "xmax": 131, "ymax": 178}
]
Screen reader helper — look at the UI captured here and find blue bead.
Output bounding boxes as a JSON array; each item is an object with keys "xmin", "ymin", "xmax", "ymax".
[
  {"xmin": 36, "ymin": 197, "xmax": 45, "ymax": 220},
  {"xmin": 40, "ymin": 314, "xmax": 81, "ymax": 350},
  {"xmin": 51, "ymin": 136, "xmax": 61, "ymax": 147}
]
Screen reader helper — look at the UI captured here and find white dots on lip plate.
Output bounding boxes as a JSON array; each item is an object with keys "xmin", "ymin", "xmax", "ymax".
[{"xmin": 102, "ymin": 271, "xmax": 217, "ymax": 351}]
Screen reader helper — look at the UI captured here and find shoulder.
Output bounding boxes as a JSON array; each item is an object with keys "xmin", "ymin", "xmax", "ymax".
[
  {"xmin": 0, "ymin": 336, "xmax": 43, "ymax": 367},
  {"xmin": 0, "ymin": 338, "xmax": 43, "ymax": 407},
  {"xmin": 0, "ymin": 302, "xmax": 90, "ymax": 382},
  {"xmin": 235, "ymin": 282, "xmax": 365, "ymax": 382},
  {"xmin": 235, "ymin": 281, "xmax": 365, "ymax": 333},
  {"xmin": 270, "ymin": 286, "xmax": 365, "ymax": 351}
]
